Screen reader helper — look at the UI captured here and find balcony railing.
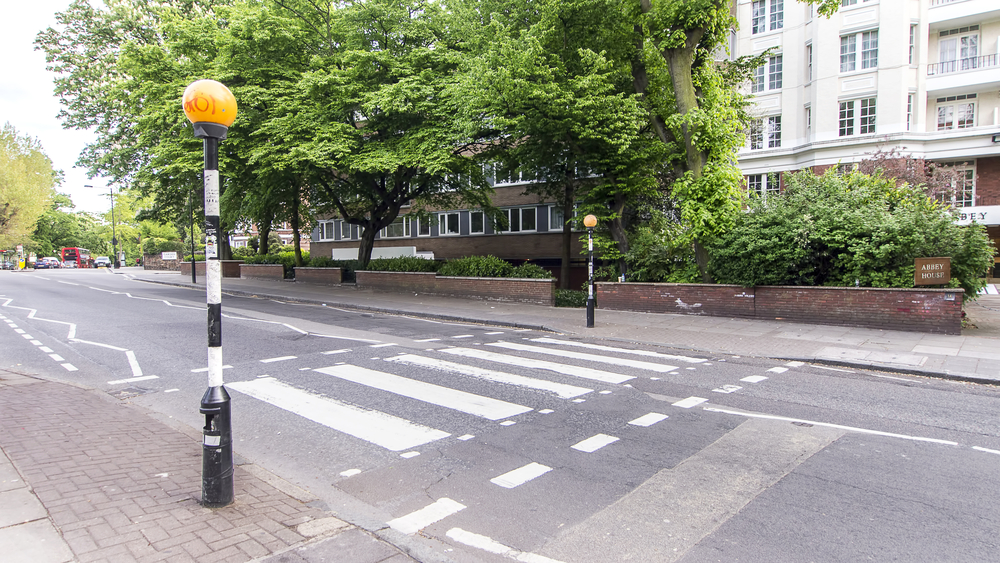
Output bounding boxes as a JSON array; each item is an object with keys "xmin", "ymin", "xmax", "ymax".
[
  {"xmin": 928, "ymin": 54, "xmax": 999, "ymax": 75},
  {"xmin": 931, "ymin": 0, "xmax": 961, "ymax": 6}
]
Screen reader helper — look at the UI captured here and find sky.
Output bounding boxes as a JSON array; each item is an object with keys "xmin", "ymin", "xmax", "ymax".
[{"xmin": 1, "ymin": 0, "xmax": 111, "ymax": 215}]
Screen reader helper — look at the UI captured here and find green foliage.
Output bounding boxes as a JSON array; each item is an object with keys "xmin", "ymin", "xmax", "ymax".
[
  {"xmin": 510, "ymin": 263, "xmax": 554, "ymax": 279},
  {"xmin": 439, "ymin": 255, "xmax": 513, "ymax": 278},
  {"xmin": 307, "ymin": 257, "xmax": 360, "ymax": 282},
  {"xmin": 622, "ymin": 213, "xmax": 700, "ymax": 283},
  {"xmin": 2, "ymin": 123, "xmax": 58, "ymax": 249},
  {"xmin": 364, "ymin": 257, "xmax": 441, "ymax": 273},
  {"xmin": 555, "ymin": 289, "xmax": 587, "ymax": 308},
  {"xmin": 231, "ymin": 246, "xmax": 255, "ymax": 258},
  {"xmin": 243, "ymin": 250, "xmax": 311, "ymax": 278},
  {"xmin": 707, "ymin": 169, "xmax": 996, "ymax": 298},
  {"xmin": 143, "ymin": 238, "xmax": 186, "ymax": 255}
]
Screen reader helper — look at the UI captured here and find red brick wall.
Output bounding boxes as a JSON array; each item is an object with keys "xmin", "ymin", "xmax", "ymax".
[
  {"xmin": 179, "ymin": 260, "xmax": 243, "ymax": 278},
  {"xmin": 357, "ymin": 271, "xmax": 555, "ymax": 306},
  {"xmin": 596, "ymin": 283, "xmax": 963, "ymax": 334},
  {"xmin": 977, "ymin": 156, "xmax": 1000, "ymax": 206},
  {"xmin": 294, "ymin": 267, "xmax": 342, "ymax": 285},
  {"xmin": 240, "ymin": 264, "xmax": 285, "ymax": 280}
]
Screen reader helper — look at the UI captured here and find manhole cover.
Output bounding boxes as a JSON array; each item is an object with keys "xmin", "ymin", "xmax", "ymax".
[{"xmin": 110, "ymin": 386, "xmax": 154, "ymax": 400}]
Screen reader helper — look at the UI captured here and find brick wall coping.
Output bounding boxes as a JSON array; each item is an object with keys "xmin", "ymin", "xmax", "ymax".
[{"xmin": 598, "ymin": 282, "xmax": 963, "ymax": 295}]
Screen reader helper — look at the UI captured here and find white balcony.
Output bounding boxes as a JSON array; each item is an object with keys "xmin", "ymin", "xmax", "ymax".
[
  {"xmin": 926, "ymin": 55, "xmax": 1000, "ymax": 93},
  {"xmin": 929, "ymin": 0, "xmax": 1000, "ymax": 29}
]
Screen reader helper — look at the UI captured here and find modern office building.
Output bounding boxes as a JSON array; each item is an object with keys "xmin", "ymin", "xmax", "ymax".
[{"xmin": 734, "ymin": 0, "xmax": 999, "ymax": 275}]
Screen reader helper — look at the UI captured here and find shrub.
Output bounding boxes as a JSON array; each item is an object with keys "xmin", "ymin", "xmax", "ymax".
[
  {"xmin": 438, "ymin": 255, "xmax": 513, "ymax": 278},
  {"xmin": 555, "ymin": 289, "xmax": 587, "ymax": 308},
  {"xmin": 241, "ymin": 251, "xmax": 310, "ymax": 278},
  {"xmin": 364, "ymin": 256, "xmax": 440, "ymax": 273},
  {"xmin": 510, "ymin": 263, "xmax": 553, "ymax": 279},
  {"xmin": 308, "ymin": 257, "xmax": 360, "ymax": 282},
  {"xmin": 232, "ymin": 246, "xmax": 255, "ymax": 258}
]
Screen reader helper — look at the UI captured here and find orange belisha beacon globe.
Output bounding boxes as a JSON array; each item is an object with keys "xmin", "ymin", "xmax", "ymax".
[{"xmin": 182, "ymin": 80, "xmax": 238, "ymax": 127}]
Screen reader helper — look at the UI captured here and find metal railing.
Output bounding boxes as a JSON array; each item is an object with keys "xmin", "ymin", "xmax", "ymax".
[
  {"xmin": 927, "ymin": 54, "xmax": 999, "ymax": 75},
  {"xmin": 930, "ymin": 0, "xmax": 962, "ymax": 6}
]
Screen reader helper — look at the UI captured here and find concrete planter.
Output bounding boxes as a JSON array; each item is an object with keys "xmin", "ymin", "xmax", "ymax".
[
  {"xmin": 596, "ymin": 282, "xmax": 964, "ymax": 335},
  {"xmin": 294, "ymin": 267, "xmax": 342, "ymax": 286},
  {"xmin": 357, "ymin": 271, "xmax": 555, "ymax": 306},
  {"xmin": 240, "ymin": 263, "xmax": 285, "ymax": 280}
]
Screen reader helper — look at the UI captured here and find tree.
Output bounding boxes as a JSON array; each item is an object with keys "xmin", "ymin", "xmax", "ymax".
[
  {"xmin": 31, "ymin": 193, "xmax": 83, "ymax": 257},
  {"xmin": 707, "ymin": 169, "xmax": 996, "ymax": 298},
  {"xmin": 1, "ymin": 123, "xmax": 59, "ymax": 250}
]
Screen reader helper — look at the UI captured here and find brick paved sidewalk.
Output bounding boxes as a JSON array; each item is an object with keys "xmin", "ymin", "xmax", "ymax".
[{"xmin": 0, "ymin": 369, "xmax": 413, "ymax": 563}]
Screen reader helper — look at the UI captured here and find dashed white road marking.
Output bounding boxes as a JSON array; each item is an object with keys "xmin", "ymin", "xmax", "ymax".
[
  {"xmin": 415, "ymin": 338, "xmax": 441, "ymax": 342},
  {"xmin": 108, "ymin": 375, "xmax": 159, "ymax": 385},
  {"xmin": 457, "ymin": 434, "xmax": 475, "ymax": 441},
  {"xmin": 571, "ymin": 434, "xmax": 619, "ymax": 453},
  {"xmin": 388, "ymin": 498, "xmax": 466, "ymax": 535},
  {"xmin": 321, "ymin": 349, "xmax": 350, "ymax": 355},
  {"xmin": 316, "ymin": 364, "xmax": 532, "ymax": 421},
  {"xmin": 14, "ymin": 329, "xmax": 24, "ymax": 334},
  {"xmin": 488, "ymin": 341, "xmax": 677, "ymax": 373},
  {"xmin": 973, "ymin": 446, "xmax": 1000, "ymax": 455},
  {"xmin": 21, "ymin": 334, "xmax": 33, "ymax": 339},
  {"xmin": 785, "ymin": 361, "xmax": 805, "ymax": 367},
  {"xmin": 741, "ymin": 375, "xmax": 768, "ymax": 383},
  {"xmin": 62, "ymin": 364, "xmax": 78, "ymax": 372},
  {"xmin": 673, "ymin": 397, "xmax": 708, "ymax": 409},
  {"xmin": 340, "ymin": 469, "xmax": 362, "ymax": 477},
  {"xmin": 39, "ymin": 347, "xmax": 53, "ymax": 353},
  {"xmin": 767, "ymin": 367, "xmax": 789, "ymax": 373},
  {"xmin": 126, "ymin": 350, "xmax": 143, "ymax": 376},
  {"xmin": 712, "ymin": 385, "xmax": 742, "ymax": 394},
  {"xmin": 628, "ymin": 413, "xmax": 669, "ymax": 427},
  {"xmin": 810, "ymin": 365, "xmax": 855, "ymax": 373},
  {"xmin": 400, "ymin": 451, "xmax": 420, "ymax": 459},
  {"xmin": 538, "ymin": 409, "xmax": 554, "ymax": 414},
  {"xmin": 484, "ymin": 332, "xmax": 504, "ymax": 335},
  {"xmin": 164, "ymin": 389, "xmax": 179, "ymax": 393},
  {"xmin": 446, "ymin": 528, "xmax": 566, "ymax": 563},
  {"xmin": 452, "ymin": 335, "xmax": 474, "ymax": 339},
  {"xmin": 30, "ymin": 340, "xmax": 42, "ymax": 346},
  {"xmin": 704, "ymin": 407, "xmax": 959, "ymax": 445},
  {"xmin": 370, "ymin": 343, "xmax": 397, "ymax": 348},
  {"xmin": 440, "ymin": 347, "xmax": 634, "ymax": 384},
  {"xmin": 48, "ymin": 354, "xmax": 65, "ymax": 362},
  {"xmin": 491, "ymin": 462, "xmax": 552, "ymax": 489},
  {"xmin": 260, "ymin": 356, "xmax": 297, "ymax": 363}
]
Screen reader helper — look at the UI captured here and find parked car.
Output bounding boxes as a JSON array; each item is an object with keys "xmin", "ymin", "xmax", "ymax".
[
  {"xmin": 35, "ymin": 257, "xmax": 62, "ymax": 269},
  {"xmin": 62, "ymin": 260, "xmax": 78, "ymax": 269},
  {"xmin": 94, "ymin": 256, "xmax": 112, "ymax": 268}
]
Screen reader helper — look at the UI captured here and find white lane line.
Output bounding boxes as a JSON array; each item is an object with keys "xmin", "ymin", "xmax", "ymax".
[
  {"xmin": 785, "ymin": 361, "xmax": 805, "ymax": 367},
  {"xmin": 228, "ymin": 377, "xmax": 450, "ymax": 451},
  {"xmin": 309, "ymin": 333, "xmax": 382, "ymax": 343},
  {"xmin": 126, "ymin": 350, "xmax": 143, "ymax": 377},
  {"xmin": 370, "ymin": 343, "xmax": 397, "ymax": 348},
  {"xmin": 340, "ymin": 469, "xmax": 362, "ymax": 477},
  {"xmin": 484, "ymin": 332, "xmax": 504, "ymax": 335},
  {"xmin": 21, "ymin": 334, "xmax": 34, "ymax": 339},
  {"xmin": 439, "ymin": 347, "xmax": 634, "ymax": 384},
  {"xmin": 629, "ymin": 413, "xmax": 669, "ymax": 427},
  {"xmin": 62, "ymin": 364, "xmax": 78, "ymax": 372},
  {"xmin": 673, "ymin": 397, "xmax": 708, "ymax": 409},
  {"xmin": 58, "ymin": 281, "xmax": 80, "ymax": 286},
  {"xmin": 400, "ymin": 451, "xmax": 420, "ymax": 458},
  {"xmin": 71, "ymin": 338, "xmax": 128, "ymax": 351},
  {"xmin": 315, "ymin": 364, "xmax": 532, "ymax": 421},
  {"xmin": 191, "ymin": 365, "xmax": 233, "ymax": 372},
  {"xmin": 704, "ymin": 407, "xmax": 959, "ymax": 445},
  {"xmin": 48, "ymin": 354, "xmax": 65, "ymax": 362},
  {"xmin": 972, "ymin": 446, "xmax": 1000, "ymax": 455},
  {"xmin": 321, "ymin": 349, "xmax": 351, "ymax": 355},
  {"xmin": 538, "ymin": 409, "xmax": 554, "ymax": 414},
  {"xmin": 108, "ymin": 375, "xmax": 159, "ymax": 385},
  {"xmin": 452, "ymin": 335, "xmax": 474, "ymax": 339},
  {"xmin": 5, "ymin": 305, "xmax": 78, "ymax": 339},
  {"xmin": 571, "ymin": 434, "xmax": 619, "ymax": 453},
  {"xmin": 741, "ymin": 375, "xmax": 768, "ymax": 383},
  {"xmin": 767, "ymin": 367, "xmax": 789, "ymax": 373},
  {"xmin": 489, "ymin": 341, "xmax": 677, "ymax": 373},
  {"xmin": 500, "ymin": 421, "xmax": 516, "ymax": 426},
  {"xmin": 530, "ymin": 338, "xmax": 706, "ymax": 364},
  {"xmin": 446, "ymin": 528, "xmax": 566, "ymax": 563},
  {"xmin": 164, "ymin": 389, "xmax": 179, "ymax": 393},
  {"xmin": 260, "ymin": 356, "xmax": 297, "ymax": 363},
  {"xmin": 388, "ymin": 498, "xmax": 466, "ymax": 535},
  {"xmin": 457, "ymin": 434, "xmax": 475, "ymax": 441},
  {"xmin": 810, "ymin": 365, "xmax": 855, "ymax": 373},
  {"xmin": 30, "ymin": 340, "xmax": 42, "ymax": 346},
  {"xmin": 490, "ymin": 462, "xmax": 552, "ymax": 489},
  {"xmin": 14, "ymin": 329, "xmax": 25, "ymax": 334},
  {"xmin": 39, "ymin": 347, "xmax": 53, "ymax": 353},
  {"xmin": 414, "ymin": 338, "xmax": 441, "ymax": 342},
  {"xmin": 712, "ymin": 385, "xmax": 742, "ymax": 394},
  {"xmin": 385, "ymin": 354, "xmax": 592, "ymax": 399}
]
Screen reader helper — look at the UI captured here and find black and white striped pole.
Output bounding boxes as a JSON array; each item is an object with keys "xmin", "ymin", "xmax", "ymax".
[
  {"xmin": 584, "ymin": 214, "xmax": 598, "ymax": 328},
  {"xmin": 183, "ymin": 79, "xmax": 238, "ymax": 507}
]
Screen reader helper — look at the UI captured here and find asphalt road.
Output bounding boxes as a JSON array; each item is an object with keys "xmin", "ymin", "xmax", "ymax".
[{"xmin": 2, "ymin": 268, "xmax": 999, "ymax": 562}]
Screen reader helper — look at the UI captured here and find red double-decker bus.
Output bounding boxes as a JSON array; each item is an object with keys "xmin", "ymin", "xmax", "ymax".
[{"xmin": 60, "ymin": 247, "xmax": 92, "ymax": 268}]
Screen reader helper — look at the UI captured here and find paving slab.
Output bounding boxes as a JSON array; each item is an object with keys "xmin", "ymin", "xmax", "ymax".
[{"xmin": 0, "ymin": 519, "xmax": 75, "ymax": 563}]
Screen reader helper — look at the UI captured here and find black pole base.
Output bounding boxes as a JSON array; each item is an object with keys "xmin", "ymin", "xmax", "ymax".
[
  {"xmin": 586, "ymin": 298, "xmax": 595, "ymax": 328},
  {"xmin": 200, "ymin": 385, "xmax": 234, "ymax": 507}
]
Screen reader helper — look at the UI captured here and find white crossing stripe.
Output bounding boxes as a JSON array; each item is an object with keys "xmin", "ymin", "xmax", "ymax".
[
  {"xmin": 489, "ymin": 341, "xmax": 677, "ymax": 373},
  {"xmin": 673, "ymin": 397, "xmax": 708, "ymax": 409},
  {"xmin": 370, "ymin": 343, "xmax": 397, "ymax": 348},
  {"xmin": 530, "ymin": 338, "xmax": 706, "ymax": 364},
  {"xmin": 491, "ymin": 462, "xmax": 552, "ymax": 489},
  {"xmin": 629, "ymin": 413, "xmax": 668, "ymax": 427},
  {"xmin": 785, "ymin": 361, "xmax": 805, "ymax": 367},
  {"xmin": 108, "ymin": 375, "xmax": 159, "ymax": 385},
  {"xmin": 62, "ymin": 364, "xmax": 78, "ymax": 372},
  {"xmin": 484, "ymin": 332, "xmax": 504, "ymax": 335},
  {"xmin": 228, "ymin": 377, "xmax": 450, "ymax": 451},
  {"xmin": 439, "ymin": 347, "xmax": 634, "ymax": 384},
  {"xmin": 14, "ymin": 329, "xmax": 25, "ymax": 334},
  {"xmin": 321, "ymin": 349, "xmax": 350, "ymax": 355},
  {"xmin": 48, "ymin": 354, "xmax": 65, "ymax": 362},
  {"xmin": 261, "ymin": 355, "xmax": 297, "ymax": 363},
  {"xmin": 452, "ymin": 335, "xmax": 474, "ymax": 339},
  {"xmin": 126, "ymin": 350, "xmax": 142, "ymax": 376},
  {"xmin": 712, "ymin": 385, "xmax": 742, "ymax": 394},
  {"xmin": 415, "ymin": 338, "xmax": 441, "ymax": 342},
  {"xmin": 388, "ymin": 498, "xmax": 466, "ymax": 534},
  {"xmin": 21, "ymin": 334, "xmax": 33, "ymax": 339},
  {"xmin": 447, "ymin": 528, "xmax": 567, "ymax": 563},
  {"xmin": 39, "ymin": 347, "xmax": 53, "ymax": 353},
  {"xmin": 314, "ymin": 364, "xmax": 532, "ymax": 421},
  {"xmin": 191, "ymin": 365, "xmax": 233, "ymax": 372},
  {"xmin": 385, "ymin": 354, "xmax": 592, "ymax": 399},
  {"xmin": 571, "ymin": 434, "xmax": 619, "ymax": 453},
  {"xmin": 767, "ymin": 367, "xmax": 789, "ymax": 373},
  {"xmin": 741, "ymin": 375, "xmax": 768, "ymax": 383}
]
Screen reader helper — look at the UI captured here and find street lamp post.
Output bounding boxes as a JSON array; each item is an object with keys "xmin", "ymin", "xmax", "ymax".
[
  {"xmin": 584, "ymin": 214, "xmax": 598, "ymax": 328},
  {"xmin": 183, "ymin": 79, "xmax": 238, "ymax": 508}
]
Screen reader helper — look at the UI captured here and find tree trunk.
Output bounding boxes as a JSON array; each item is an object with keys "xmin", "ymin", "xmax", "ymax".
[
  {"xmin": 258, "ymin": 221, "xmax": 271, "ymax": 255},
  {"xmin": 357, "ymin": 224, "xmax": 376, "ymax": 270}
]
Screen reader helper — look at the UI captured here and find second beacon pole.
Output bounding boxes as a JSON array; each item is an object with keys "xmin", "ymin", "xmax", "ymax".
[{"xmin": 183, "ymin": 79, "xmax": 238, "ymax": 508}]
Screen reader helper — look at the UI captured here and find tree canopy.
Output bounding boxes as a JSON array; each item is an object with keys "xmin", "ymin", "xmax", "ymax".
[{"xmin": 1, "ymin": 123, "xmax": 59, "ymax": 250}]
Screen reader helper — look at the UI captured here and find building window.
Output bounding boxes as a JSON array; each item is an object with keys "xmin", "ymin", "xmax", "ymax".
[
  {"xmin": 380, "ymin": 216, "xmax": 410, "ymax": 239},
  {"xmin": 747, "ymin": 172, "xmax": 780, "ymax": 197},
  {"xmin": 493, "ymin": 163, "xmax": 537, "ymax": 186},
  {"xmin": 470, "ymin": 211, "xmax": 484, "ymax": 234},
  {"xmin": 340, "ymin": 221, "xmax": 352, "ymax": 240},
  {"xmin": 500, "ymin": 207, "xmax": 537, "ymax": 233},
  {"xmin": 806, "ymin": 45, "xmax": 813, "ymax": 81},
  {"xmin": 936, "ymin": 162, "xmax": 976, "ymax": 207},
  {"xmin": 841, "ymin": 31, "xmax": 878, "ymax": 72},
  {"xmin": 909, "ymin": 24, "xmax": 916, "ymax": 65},
  {"xmin": 751, "ymin": 0, "xmax": 782, "ymax": 34},
  {"xmin": 749, "ymin": 116, "xmax": 781, "ymax": 149},
  {"xmin": 938, "ymin": 26, "xmax": 979, "ymax": 74},
  {"xmin": 417, "ymin": 218, "xmax": 431, "ymax": 236},
  {"xmin": 752, "ymin": 56, "xmax": 782, "ymax": 93},
  {"xmin": 906, "ymin": 94, "xmax": 914, "ymax": 131},
  {"xmin": 839, "ymin": 98, "xmax": 875, "ymax": 136},
  {"xmin": 936, "ymin": 93, "xmax": 976, "ymax": 131},
  {"xmin": 438, "ymin": 212, "xmax": 460, "ymax": 235},
  {"xmin": 319, "ymin": 221, "xmax": 335, "ymax": 241},
  {"xmin": 805, "ymin": 106, "xmax": 812, "ymax": 134}
]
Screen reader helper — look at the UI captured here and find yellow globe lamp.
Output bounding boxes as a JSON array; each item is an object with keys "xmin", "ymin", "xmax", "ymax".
[
  {"xmin": 583, "ymin": 214, "xmax": 598, "ymax": 228},
  {"xmin": 183, "ymin": 79, "xmax": 238, "ymax": 127}
]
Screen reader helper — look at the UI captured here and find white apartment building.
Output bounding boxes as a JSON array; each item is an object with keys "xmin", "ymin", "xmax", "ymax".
[{"xmin": 734, "ymin": 0, "xmax": 1000, "ymax": 276}]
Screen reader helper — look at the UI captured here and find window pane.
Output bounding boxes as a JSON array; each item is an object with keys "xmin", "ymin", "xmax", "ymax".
[
  {"xmin": 471, "ymin": 211, "xmax": 484, "ymax": 233},
  {"xmin": 750, "ymin": 119, "xmax": 764, "ymax": 149},
  {"xmin": 550, "ymin": 206, "xmax": 564, "ymax": 230},
  {"xmin": 752, "ymin": 0, "xmax": 766, "ymax": 34},
  {"xmin": 767, "ymin": 116, "xmax": 782, "ymax": 148},
  {"xmin": 860, "ymin": 98, "xmax": 876, "ymax": 134},
  {"xmin": 957, "ymin": 102, "xmax": 975, "ymax": 128},
  {"xmin": 861, "ymin": 31, "xmax": 878, "ymax": 69},
  {"xmin": 748, "ymin": 174, "xmax": 763, "ymax": 195},
  {"xmin": 521, "ymin": 208, "xmax": 536, "ymax": 231},
  {"xmin": 509, "ymin": 209, "xmax": 520, "ymax": 232},
  {"xmin": 839, "ymin": 101, "xmax": 855, "ymax": 136},
  {"xmin": 418, "ymin": 219, "xmax": 430, "ymax": 236},
  {"xmin": 448, "ymin": 213, "xmax": 459, "ymax": 234},
  {"xmin": 840, "ymin": 35, "xmax": 856, "ymax": 72},
  {"xmin": 752, "ymin": 64, "xmax": 765, "ymax": 93},
  {"xmin": 769, "ymin": 0, "xmax": 783, "ymax": 30},
  {"xmin": 937, "ymin": 106, "xmax": 953, "ymax": 130},
  {"xmin": 769, "ymin": 56, "xmax": 783, "ymax": 89}
]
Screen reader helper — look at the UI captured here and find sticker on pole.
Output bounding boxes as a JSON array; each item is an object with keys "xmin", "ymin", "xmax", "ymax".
[{"xmin": 205, "ymin": 235, "xmax": 218, "ymax": 258}]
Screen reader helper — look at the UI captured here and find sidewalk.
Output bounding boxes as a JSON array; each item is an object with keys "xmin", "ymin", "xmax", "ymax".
[
  {"xmin": 130, "ymin": 268, "xmax": 1000, "ymax": 384},
  {"xmin": 0, "ymin": 369, "xmax": 416, "ymax": 563}
]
